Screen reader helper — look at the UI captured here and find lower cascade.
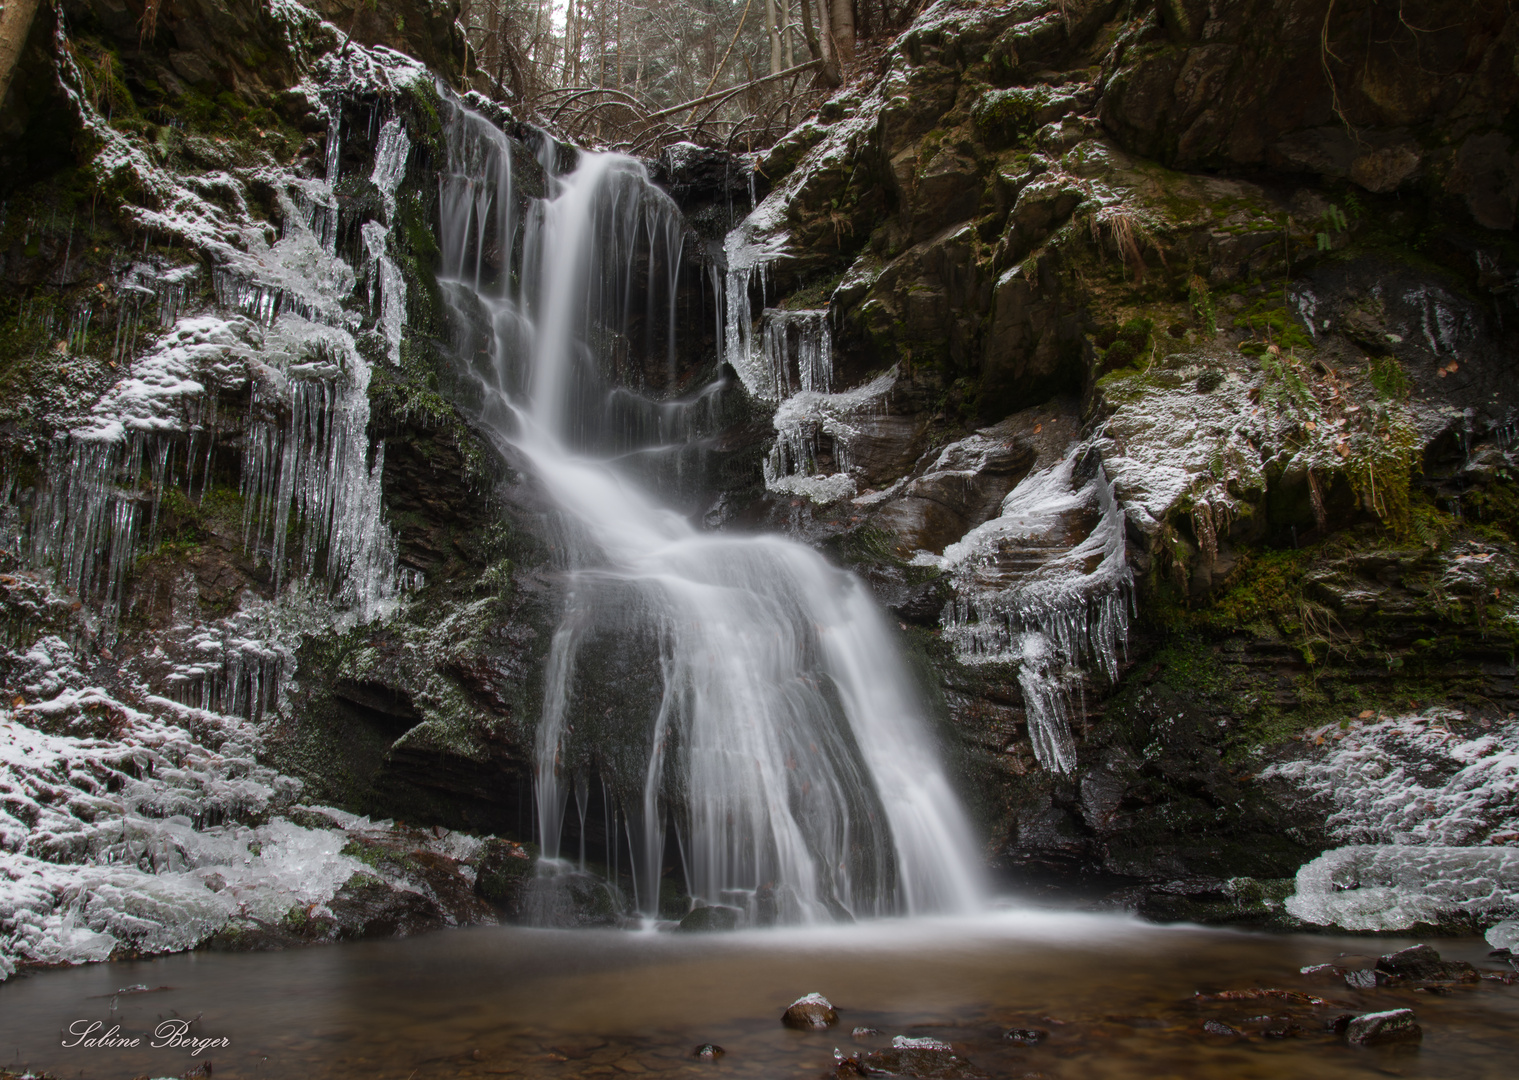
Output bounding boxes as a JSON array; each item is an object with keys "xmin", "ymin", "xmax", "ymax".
[{"xmin": 436, "ymin": 101, "xmax": 984, "ymax": 923}]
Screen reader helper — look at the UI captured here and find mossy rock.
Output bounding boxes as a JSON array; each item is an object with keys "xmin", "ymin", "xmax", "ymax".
[
  {"xmin": 972, "ymin": 86, "xmax": 1055, "ymax": 148},
  {"xmin": 475, "ymin": 837, "xmax": 538, "ymax": 918},
  {"xmin": 677, "ymin": 904, "xmax": 740, "ymax": 932}
]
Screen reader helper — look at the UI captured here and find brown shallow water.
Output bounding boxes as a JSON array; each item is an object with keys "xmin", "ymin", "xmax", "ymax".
[{"xmin": 2, "ymin": 910, "xmax": 1515, "ymax": 1079}]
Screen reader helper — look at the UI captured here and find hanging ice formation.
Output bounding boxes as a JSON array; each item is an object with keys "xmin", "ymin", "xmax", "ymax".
[
  {"xmin": 436, "ymin": 97, "xmax": 984, "ymax": 925},
  {"xmin": 17, "ymin": 36, "xmax": 413, "ymax": 681},
  {"xmin": 934, "ymin": 448, "xmax": 1133, "ymax": 774}
]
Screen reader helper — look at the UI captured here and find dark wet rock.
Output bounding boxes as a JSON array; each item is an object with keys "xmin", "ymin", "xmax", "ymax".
[
  {"xmin": 323, "ymin": 874, "xmax": 450, "ymax": 940},
  {"xmin": 474, "ymin": 838, "xmax": 536, "ymax": 919},
  {"xmin": 1201, "ymin": 1020, "xmax": 1244, "ymax": 1037},
  {"xmin": 692, "ymin": 1044, "xmax": 725, "ymax": 1060},
  {"xmin": 522, "ymin": 867, "xmax": 623, "ymax": 927},
  {"xmin": 845, "ymin": 1037, "xmax": 987, "ymax": 1079},
  {"xmin": 852, "ymin": 1027, "xmax": 883, "ymax": 1040},
  {"xmin": 1103, "ymin": 876, "xmax": 1304, "ymax": 931},
  {"xmin": 1255, "ymin": 1019, "xmax": 1303, "ymax": 1039},
  {"xmin": 872, "ymin": 432, "xmax": 1036, "ymax": 555},
  {"xmin": 1345, "ymin": 1008, "xmax": 1423, "ymax": 1046},
  {"xmin": 1002, "ymin": 1028, "xmax": 1048, "ymax": 1045},
  {"xmin": 652, "ymin": 143, "xmax": 765, "ymax": 213},
  {"xmin": 678, "ymin": 905, "xmax": 740, "ymax": 932},
  {"xmin": 1376, "ymin": 944, "xmax": 1480, "ymax": 983},
  {"xmin": 782, "ymin": 992, "xmax": 839, "ymax": 1030}
]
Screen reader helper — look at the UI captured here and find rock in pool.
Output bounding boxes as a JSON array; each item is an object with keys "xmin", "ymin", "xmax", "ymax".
[
  {"xmin": 1345, "ymin": 1008, "xmax": 1423, "ymax": 1046},
  {"xmin": 692, "ymin": 1043, "xmax": 725, "ymax": 1059},
  {"xmin": 1003, "ymin": 1028, "xmax": 1049, "ymax": 1045},
  {"xmin": 838, "ymin": 1036, "xmax": 987, "ymax": 1078},
  {"xmin": 783, "ymin": 992, "xmax": 839, "ymax": 1029},
  {"xmin": 1375, "ymin": 944, "xmax": 1478, "ymax": 983}
]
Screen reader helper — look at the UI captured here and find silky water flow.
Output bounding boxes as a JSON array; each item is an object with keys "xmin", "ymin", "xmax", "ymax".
[{"xmin": 434, "ymin": 98, "xmax": 984, "ymax": 926}]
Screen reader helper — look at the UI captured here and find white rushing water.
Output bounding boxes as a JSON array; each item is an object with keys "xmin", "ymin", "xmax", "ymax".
[{"xmin": 435, "ymin": 100, "xmax": 984, "ymax": 924}]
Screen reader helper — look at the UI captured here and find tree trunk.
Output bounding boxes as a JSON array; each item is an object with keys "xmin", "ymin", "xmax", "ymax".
[
  {"xmin": 799, "ymin": 0, "xmax": 823, "ymax": 61},
  {"xmin": 765, "ymin": 0, "xmax": 781, "ymax": 75},
  {"xmin": 0, "ymin": 0, "xmax": 42, "ymax": 113},
  {"xmin": 828, "ymin": 0, "xmax": 854, "ymax": 64},
  {"xmin": 782, "ymin": 0, "xmax": 794, "ymax": 69},
  {"xmin": 798, "ymin": 0, "xmax": 840, "ymax": 86}
]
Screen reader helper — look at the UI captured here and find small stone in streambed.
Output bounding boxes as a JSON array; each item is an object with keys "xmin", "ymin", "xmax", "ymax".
[
  {"xmin": 851, "ymin": 1026, "xmax": 881, "ymax": 1039},
  {"xmin": 1003, "ymin": 1028, "xmax": 1049, "ymax": 1045},
  {"xmin": 1201, "ymin": 1020, "xmax": 1244, "ymax": 1037},
  {"xmin": 783, "ymin": 992, "xmax": 839, "ymax": 1030},
  {"xmin": 1345, "ymin": 1008, "xmax": 1422, "ymax": 1046},
  {"xmin": 692, "ymin": 1044, "xmax": 725, "ymax": 1060},
  {"xmin": 1343, "ymin": 969, "xmax": 1386, "ymax": 990}
]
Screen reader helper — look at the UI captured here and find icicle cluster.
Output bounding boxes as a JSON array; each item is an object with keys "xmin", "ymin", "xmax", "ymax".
[{"xmin": 934, "ymin": 449, "xmax": 1133, "ymax": 774}]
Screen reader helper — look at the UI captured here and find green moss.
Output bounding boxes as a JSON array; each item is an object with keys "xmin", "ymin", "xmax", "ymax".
[
  {"xmin": 1464, "ymin": 477, "xmax": 1519, "ymax": 544},
  {"xmin": 1369, "ymin": 354, "xmax": 1412, "ymax": 401},
  {"xmin": 1103, "ymin": 338, "xmax": 1138, "ymax": 369},
  {"xmin": 1233, "ymin": 288, "xmax": 1314, "ymax": 352},
  {"xmin": 1188, "ymin": 275, "xmax": 1217, "ymax": 336},
  {"xmin": 1198, "ymin": 549, "xmax": 1312, "ymax": 633},
  {"xmin": 972, "ymin": 86, "xmax": 1051, "ymax": 146}
]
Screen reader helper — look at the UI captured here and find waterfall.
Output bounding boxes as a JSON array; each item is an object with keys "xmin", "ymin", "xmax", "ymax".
[{"xmin": 436, "ymin": 99, "xmax": 984, "ymax": 924}]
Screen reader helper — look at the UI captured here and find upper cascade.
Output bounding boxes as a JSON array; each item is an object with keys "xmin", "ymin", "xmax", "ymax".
[{"xmin": 435, "ymin": 95, "xmax": 986, "ymax": 924}]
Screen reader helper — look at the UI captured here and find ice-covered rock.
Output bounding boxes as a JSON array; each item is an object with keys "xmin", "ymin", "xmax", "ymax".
[
  {"xmin": 1284, "ymin": 844, "xmax": 1518, "ymax": 932},
  {"xmin": 1267, "ymin": 710, "xmax": 1519, "ymax": 933}
]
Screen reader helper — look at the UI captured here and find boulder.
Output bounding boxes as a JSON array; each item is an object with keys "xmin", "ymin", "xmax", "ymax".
[{"xmin": 782, "ymin": 992, "xmax": 839, "ymax": 1030}]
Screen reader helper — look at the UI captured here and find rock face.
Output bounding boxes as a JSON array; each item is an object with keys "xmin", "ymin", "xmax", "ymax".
[{"xmin": 1101, "ymin": 1, "xmax": 1519, "ymax": 224}]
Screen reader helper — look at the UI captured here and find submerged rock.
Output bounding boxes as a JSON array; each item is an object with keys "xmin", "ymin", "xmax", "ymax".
[
  {"xmin": 839, "ymin": 1036, "xmax": 987, "ymax": 1078},
  {"xmin": 782, "ymin": 992, "xmax": 839, "ymax": 1030},
  {"xmin": 1002, "ymin": 1028, "xmax": 1048, "ymax": 1045},
  {"xmin": 692, "ymin": 1043, "xmax": 725, "ymax": 1060}
]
